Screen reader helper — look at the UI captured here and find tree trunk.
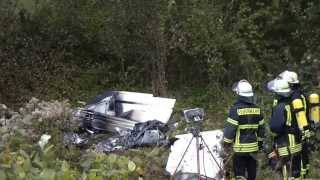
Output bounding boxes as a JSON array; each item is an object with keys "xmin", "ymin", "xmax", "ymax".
[
  {"xmin": 148, "ymin": 2, "xmax": 168, "ymax": 97},
  {"xmin": 151, "ymin": 52, "xmax": 168, "ymax": 97}
]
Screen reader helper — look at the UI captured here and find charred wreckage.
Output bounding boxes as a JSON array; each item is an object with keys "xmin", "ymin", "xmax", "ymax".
[
  {"xmin": 64, "ymin": 91, "xmax": 177, "ymax": 152},
  {"xmin": 64, "ymin": 91, "xmax": 224, "ymax": 179}
]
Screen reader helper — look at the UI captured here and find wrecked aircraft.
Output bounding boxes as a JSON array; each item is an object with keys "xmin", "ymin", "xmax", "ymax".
[
  {"xmin": 65, "ymin": 91, "xmax": 176, "ymax": 151},
  {"xmin": 77, "ymin": 91, "xmax": 176, "ymax": 133}
]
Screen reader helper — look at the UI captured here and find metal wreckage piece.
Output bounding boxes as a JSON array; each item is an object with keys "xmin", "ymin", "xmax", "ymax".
[
  {"xmin": 64, "ymin": 91, "xmax": 176, "ymax": 152},
  {"xmin": 95, "ymin": 120, "xmax": 171, "ymax": 152}
]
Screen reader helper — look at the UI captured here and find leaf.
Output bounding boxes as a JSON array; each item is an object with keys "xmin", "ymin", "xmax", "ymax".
[
  {"xmin": 0, "ymin": 170, "xmax": 6, "ymax": 180},
  {"xmin": 88, "ymin": 171, "xmax": 103, "ymax": 180},
  {"xmin": 18, "ymin": 171, "xmax": 26, "ymax": 179},
  {"xmin": 16, "ymin": 156, "xmax": 25, "ymax": 166},
  {"xmin": 32, "ymin": 154, "xmax": 44, "ymax": 169},
  {"xmin": 61, "ymin": 161, "xmax": 70, "ymax": 172},
  {"xmin": 43, "ymin": 145, "xmax": 54, "ymax": 154},
  {"xmin": 57, "ymin": 168, "xmax": 77, "ymax": 180},
  {"xmin": 19, "ymin": 149, "xmax": 30, "ymax": 159},
  {"xmin": 147, "ymin": 148, "xmax": 160, "ymax": 157},
  {"xmin": 108, "ymin": 154, "xmax": 117, "ymax": 164},
  {"xmin": 37, "ymin": 169, "xmax": 56, "ymax": 180},
  {"xmin": 128, "ymin": 160, "xmax": 136, "ymax": 172},
  {"xmin": 80, "ymin": 159, "xmax": 93, "ymax": 170}
]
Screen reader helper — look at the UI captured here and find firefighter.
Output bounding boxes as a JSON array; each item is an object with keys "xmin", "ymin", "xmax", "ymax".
[
  {"xmin": 267, "ymin": 78, "xmax": 302, "ymax": 179},
  {"xmin": 223, "ymin": 79, "xmax": 265, "ymax": 180},
  {"xmin": 278, "ymin": 70, "xmax": 311, "ymax": 178}
]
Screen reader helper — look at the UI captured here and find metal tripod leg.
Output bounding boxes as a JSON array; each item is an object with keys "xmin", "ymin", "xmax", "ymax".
[
  {"xmin": 200, "ymin": 135, "xmax": 224, "ymax": 171},
  {"xmin": 196, "ymin": 135, "xmax": 201, "ymax": 180},
  {"xmin": 170, "ymin": 135, "xmax": 224, "ymax": 180},
  {"xmin": 170, "ymin": 136, "xmax": 195, "ymax": 180}
]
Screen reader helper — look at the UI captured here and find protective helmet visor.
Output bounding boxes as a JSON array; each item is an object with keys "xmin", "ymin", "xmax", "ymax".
[
  {"xmin": 266, "ymin": 79, "xmax": 276, "ymax": 92},
  {"xmin": 232, "ymin": 81, "xmax": 239, "ymax": 92}
]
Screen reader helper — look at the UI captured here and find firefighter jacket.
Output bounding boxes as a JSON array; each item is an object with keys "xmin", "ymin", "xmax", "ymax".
[
  {"xmin": 223, "ymin": 96, "xmax": 265, "ymax": 153},
  {"xmin": 273, "ymin": 87, "xmax": 311, "ymax": 139},
  {"xmin": 270, "ymin": 96, "xmax": 302, "ymax": 157}
]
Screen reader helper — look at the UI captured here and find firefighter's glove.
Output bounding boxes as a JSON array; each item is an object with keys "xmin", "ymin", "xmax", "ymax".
[
  {"xmin": 268, "ymin": 150, "xmax": 280, "ymax": 170},
  {"xmin": 302, "ymin": 129, "xmax": 312, "ymax": 142}
]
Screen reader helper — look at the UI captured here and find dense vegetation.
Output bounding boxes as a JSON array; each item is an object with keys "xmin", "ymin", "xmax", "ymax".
[
  {"xmin": 1, "ymin": 0, "xmax": 320, "ymax": 105},
  {"xmin": 1, "ymin": 0, "xmax": 320, "ymax": 179}
]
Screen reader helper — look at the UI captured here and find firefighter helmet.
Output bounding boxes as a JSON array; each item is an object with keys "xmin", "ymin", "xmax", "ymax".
[
  {"xmin": 267, "ymin": 79, "xmax": 291, "ymax": 97},
  {"xmin": 278, "ymin": 70, "xmax": 299, "ymax": 84},
  {"xmin": 232, "ymin": 79, "xmax": 254, "ymax": 97}
]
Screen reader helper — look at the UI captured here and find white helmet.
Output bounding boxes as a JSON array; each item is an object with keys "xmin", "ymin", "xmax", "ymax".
[
  {"xmin": 232, "ymin": 79, "xmax": 254, "ymax": 97},
  {"xmin": 267, "ymin": 78, "xmax": 291, "ymax": 97},
  {"xmin": 278, "ymin": 70, "xmax": 299, "ymax": 84}
]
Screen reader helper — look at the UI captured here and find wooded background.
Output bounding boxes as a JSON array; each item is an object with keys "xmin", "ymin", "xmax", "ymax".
[
  {"xmin": 1, "ymin": 0, "xmax": 320, "ymax": 106},
  {"xmin": 1, "ymin": 1, "xmax": 320, "ymax": 179}
]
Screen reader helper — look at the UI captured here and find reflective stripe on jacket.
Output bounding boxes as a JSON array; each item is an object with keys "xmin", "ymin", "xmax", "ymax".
[
  {"xmin": 273, "ymin": 89, "xmax": 311, "ymax": 139},
  {"xmin": 270, "ymin": 96, "xmax": 302, "ymax": 157},
  {"xmin": 223, "ymin": 96, "xmax": 265, "ymax": 153}
]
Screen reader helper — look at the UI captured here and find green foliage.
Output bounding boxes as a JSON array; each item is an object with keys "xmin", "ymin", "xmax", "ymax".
[
  {"xmin": 1, "ymin": 0, "xmax": 320, "ymax": 179},
  {"xmin": 1, "ymin": 0, "xmax": 320, "ymax": 105},
  {"xmin": 79, "ymin": 152, "xmax": 138, "ymax": 179},
  {"xmin": 0, "ymin": 137, "xmax": 80, "ymax": 180},
  {"xmin": 0, "ymin": 129, "xmax": 165, "ymax": 179},
  {"xmin": 0, "ymin": 119, "xmax": 141, "ymax": 180}
]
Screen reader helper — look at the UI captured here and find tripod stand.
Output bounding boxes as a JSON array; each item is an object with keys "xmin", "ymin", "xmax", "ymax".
[{"xmin": 170, "ymin": 126, "xmax": 223, "ymax": 180}]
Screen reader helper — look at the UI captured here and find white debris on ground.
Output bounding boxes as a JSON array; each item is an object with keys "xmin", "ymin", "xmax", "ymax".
[
  {"xmin": 38, "ymin": 134, "xmax": 52, "ymax": 149},
  {"xmin": 166, "ymin": 130, "xmax": 224, "ymax": 180}
]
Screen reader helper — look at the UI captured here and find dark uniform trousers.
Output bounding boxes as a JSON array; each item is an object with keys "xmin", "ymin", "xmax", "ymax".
[
  {"xmin": 301, "ymin": 143, "xmax": 310, "ymax": 177},
  {"xmin": 233, "ymin": 153, "xmax": 257, "ymax": 180},
  {"xmin": 279, "ymin": 153, "xmax": 301, "ymax": 179}
]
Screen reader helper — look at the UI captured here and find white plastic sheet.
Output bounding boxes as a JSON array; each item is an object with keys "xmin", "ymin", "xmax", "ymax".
[{"xmin": 166, "ymin": 130, "xmax": 224, "ymax": 180}]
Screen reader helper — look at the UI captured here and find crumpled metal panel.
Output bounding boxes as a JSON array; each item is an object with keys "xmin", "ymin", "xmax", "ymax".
[
  {"xmin": 64, "ymin": 119, "xmax": 171, "ymax": 152},
  {"xmin": 78, "ymin": 91, "xmax": 176, "ymax": 133},
  {"xmin": 78, "ymin": 109, "xmax": 136, "ymax": 133},
  {"xmin": 94, "ymin": 120, "xmax": 170, "ymax": 153}
]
